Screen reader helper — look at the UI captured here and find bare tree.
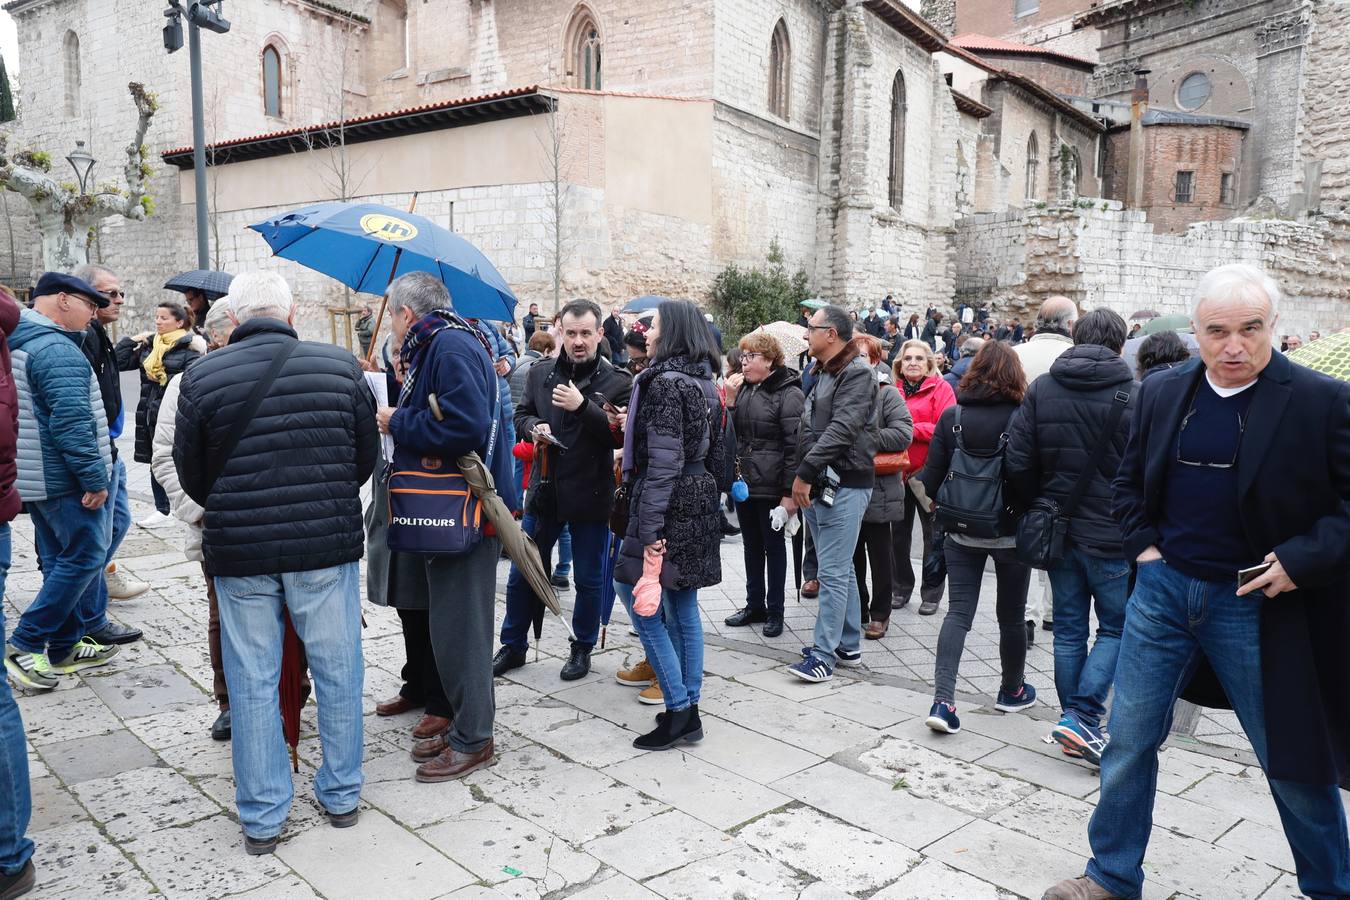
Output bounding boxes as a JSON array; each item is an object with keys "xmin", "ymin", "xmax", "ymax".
[
  {"xmin": 0, "ymin": 82, "xmax": 157, "ymax": 269},
  {"xmin": 534, "ymin": 97, "xmax": 574, "ymax": 316}
]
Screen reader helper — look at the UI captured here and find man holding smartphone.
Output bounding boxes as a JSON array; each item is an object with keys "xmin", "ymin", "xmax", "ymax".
[{"xmin": 1043, "ymin": 264, "xmax": 1350, "ymax": 900}]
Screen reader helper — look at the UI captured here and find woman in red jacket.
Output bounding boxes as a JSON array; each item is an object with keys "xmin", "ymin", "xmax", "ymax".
[{"xmin": 891, "ymin": 339, "xmax": 955, "ymax": 616}]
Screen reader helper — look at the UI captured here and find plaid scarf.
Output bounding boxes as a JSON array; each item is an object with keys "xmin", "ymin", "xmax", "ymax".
[{"xmin": 397, "ymin": 307, "xmax": 491, "ymax": 408}]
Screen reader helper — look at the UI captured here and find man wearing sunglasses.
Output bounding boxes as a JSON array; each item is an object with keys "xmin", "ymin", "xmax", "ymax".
[{"xmin": 1043, "ymin": 264, "xmax": 1350, "ymax": 900}]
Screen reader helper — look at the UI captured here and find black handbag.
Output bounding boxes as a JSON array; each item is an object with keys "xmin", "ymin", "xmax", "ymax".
[
  {"xmin": 933, "ymin": 406, "xmax": 1014, "ymax": 539},
  {"xmin": 1015, "ymin": 389, "xmax": 1130, "ymax": 569}
]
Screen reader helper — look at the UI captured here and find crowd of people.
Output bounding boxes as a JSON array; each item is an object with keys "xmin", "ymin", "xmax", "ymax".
[{"xmin": 0, "ymin": 260, "xmax": 1346, "ymax": 900}]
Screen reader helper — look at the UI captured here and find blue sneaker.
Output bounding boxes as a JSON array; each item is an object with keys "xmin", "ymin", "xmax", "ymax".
[
  {"xmin": 788, "ymin": 654, "xmax": 833, "ymax": 683},
  {"xmin": 1052, "ymin": 711, "xmax": 1108, "ymax": 766},
  {"xmin": 800, "ymin": 646, "xmax": 862, "ymax": 668},
  {"xmin": 995, "ymin": 682, "xmax": 1037, "ymax": 713},
  {"xmin": 925, "ymin": 701, "xmax": 960, "ymax": 734}
]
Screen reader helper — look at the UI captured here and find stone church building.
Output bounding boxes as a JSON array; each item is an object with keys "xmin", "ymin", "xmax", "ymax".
[{"xmin": 1, "ymin": 0, "xmax": 985, "ymax": 337}]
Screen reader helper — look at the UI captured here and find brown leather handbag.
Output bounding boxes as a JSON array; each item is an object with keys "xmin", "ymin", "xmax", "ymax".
[{"xmin": 874, "ymin": 450, "xmax": 910, "ymax": 476}]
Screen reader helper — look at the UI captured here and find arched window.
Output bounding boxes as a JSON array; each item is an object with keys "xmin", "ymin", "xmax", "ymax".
[
  {"xmin": 888, "ymin": 71, "xmax": 906, "ymax": 209},
  {"xmin": 565, "ymin": 6, "xmax": 602, "ymax": 90},
  {"xmin": 63, "ymin": 31, "xmax": 80, "ymax": 117},
  {"xmin": 262, "ymin": 44, "xmax": 283, "ymax": 118},
  {"xmin": 768, "ymin": 19, "xmax": 791, "ymax": 120},
  {"xmin": 1025, "ymin": 132, "xmax": 1040, "ymax": 200}
]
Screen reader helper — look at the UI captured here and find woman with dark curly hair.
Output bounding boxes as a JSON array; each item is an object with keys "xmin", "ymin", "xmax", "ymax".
[
  {"xmin": 614, "ymin": 299, "xmax": 725, "ymax": 750},
  {"xmin": 918, "ymin": 340, "xmax": 1036, "ymax": 735},
  {"xmin": 1135, "ymin": 329, "xmax": 1192, "ymax": 381}
]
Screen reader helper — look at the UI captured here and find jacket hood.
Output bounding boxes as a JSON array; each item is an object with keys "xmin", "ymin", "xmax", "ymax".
[
  {"xmin": 12, "ymin": 307, "xmax": 74, "ymax": 351},
  {"xmin": 0, "ymin": 290, "xmax": 19, "ymax": 338},
  {"xmin": 1050, "ymin": 344, "xmax": 1134, "ymax": 391}
]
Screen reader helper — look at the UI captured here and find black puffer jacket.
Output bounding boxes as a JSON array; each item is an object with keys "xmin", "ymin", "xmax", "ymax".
[
  {"xmin": 514, "ymin": 352, "xmax": 630, "ymax": 522},
  {"xmin": 83, "ymin": 323, "xmax": 123, "ymax": 460},
  {"xmin": 1005, "ymin": 344, "xmax": 1135, "ymax": 559},
  {"xmin": 615, "ymin": 357, "xmax": 724, "ymax": 591},
  {"xmin": 118, "ymin": 332, "xmax": 206, "ymax": 464},
  {"xmin": 731, "ymin": 366, "xmax": 804, "ymax": 500},
  {"xmin": 173, "ymin": 318, "xmax": 379, "ymax": 577}
]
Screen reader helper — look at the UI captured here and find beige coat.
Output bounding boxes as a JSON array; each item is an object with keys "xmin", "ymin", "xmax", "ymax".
[
  {"xmin": 149, "ymin": 374, "xmax": 204, "ymax": 562},
  {"xmin": 1012, "ymin": 332, "xmax": 1073, "ymax": 384}
]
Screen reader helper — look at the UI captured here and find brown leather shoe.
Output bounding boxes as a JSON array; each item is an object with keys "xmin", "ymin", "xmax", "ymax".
[
  {"xmin": 801, "ymin": 579, "xmax": 820, "ymax": 599},
  {"xmin": 864, "ymin": 619, "xmax": 888, "ymax": 639},
  {"xmin": 1040, "ymin": 875, "xmax": 1122, "ymax": 899},
  {"xmin": 412, "ymin": 714, "xmax": 451, "ymax": 739},
  {"xmin": 375, "ymin": 694, "xmax": 421, "ymax": 717},
  {"xmin": 416, "ymin": 739, "xmax": 496, "ymax": 783},
  {"xmin": 410, "ymin": 732, "xmax": 450, "ymax": 762}
]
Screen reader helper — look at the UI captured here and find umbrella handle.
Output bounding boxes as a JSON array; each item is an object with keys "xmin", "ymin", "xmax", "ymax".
[{"xmin": 364, "ymin": 246, "xmax": 404, "ymax": 367}]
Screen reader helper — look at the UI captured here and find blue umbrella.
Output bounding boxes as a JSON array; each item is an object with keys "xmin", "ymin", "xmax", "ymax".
[
  {"xmin": 622, "ymin": 295, "xmax": 668, "ymax": 314},
  {"xmin": 248, "ymin": 201, "xmax": 518, "ymax": 323}
]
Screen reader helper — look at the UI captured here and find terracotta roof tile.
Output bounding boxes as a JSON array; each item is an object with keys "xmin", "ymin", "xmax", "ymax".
[{"xmin": 951, "ymin": 33, "xmax": 1095, "ymax": 67}]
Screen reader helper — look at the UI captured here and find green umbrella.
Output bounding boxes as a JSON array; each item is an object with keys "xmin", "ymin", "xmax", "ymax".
[
  {"xmin": 1287, "ymin": 332, "xmax": 1350, "ymax": 381},
  {"xmin": 800, "ymin": 298, "xmax": 827, "ymax": 311},
  {"xmin": 1140, "ymin": 313, "xmax": 1191, "ymax": 335}
]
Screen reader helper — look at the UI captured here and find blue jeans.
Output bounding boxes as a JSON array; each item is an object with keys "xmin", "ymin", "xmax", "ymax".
[
  {"xmin": 78, "ymin": 459, "xmax": 131, "ymax": 635},
  {"xmin": 803, "ymin": 486, "xmax": 870, "ymax": 670},
  {"xmin": 554, "ymin": 524, "xmax": 573, "ymax": 579},
  {"xmin": 215, "ymin": 562, "xmax": 364, "ymax": 840},
  {"xmin": 501, "ymin": 516, "xmax": 607, "ymax": 649},
  {"xmin": 615, "ymin": 580, "xmax": 702, "ymax": 711},
  {"xmin": 1047, "ymin": 547, "xmax": 1128, "ymax": 727},
  {"xmin": 12, "ymin": 493, "xmax": 111, "ymax": 661},
  {"xmin": 0, "ymin": 524, "xmax": 34, "ymax": 877},
  {"xmin": 1086, "ymin": 561, "xmax": 1350, "ymax": 899}
]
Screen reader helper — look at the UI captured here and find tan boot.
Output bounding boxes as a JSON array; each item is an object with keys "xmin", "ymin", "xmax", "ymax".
[
  {"xmin": 616, "ymin": 658, "xmax": 655, "ymax": 687},
  {"xmin": 637, "ymin": 683, "xmax": 664, "ymax": 705},
  {"xmin": 1040, "ymin": 876, "xmax": 1122, "ymax": 900}
]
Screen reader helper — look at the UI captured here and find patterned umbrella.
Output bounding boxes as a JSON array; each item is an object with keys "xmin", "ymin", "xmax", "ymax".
[
  {"xmin": 750, "ymin": 321, "xmax": 809, "ymax": 359},
  {"xmin": 164, "ymin": 269, "xmax": 234, "ymax": 302},
  {"xmin": 1287, "ymin": 332, "xmax": 1350, "ymax": 381}
]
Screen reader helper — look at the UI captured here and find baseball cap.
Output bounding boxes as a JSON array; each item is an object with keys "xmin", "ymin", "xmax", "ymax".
[{"xmin": 34, "ymin": 271, "xmax": 109, "ymax": 308}]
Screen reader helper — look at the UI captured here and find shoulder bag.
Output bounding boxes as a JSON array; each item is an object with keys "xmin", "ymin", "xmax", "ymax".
[
  {"xmin": 933, "ymin": 405, "xmax": 1013, "ymax": 539},
  {"xmin": 1015, "ymin": 389, "xmax": 1130, "ymax": 569},
  {"xmin": 205, "ymin": 340, "xmax": 298, "ymax": 491}
]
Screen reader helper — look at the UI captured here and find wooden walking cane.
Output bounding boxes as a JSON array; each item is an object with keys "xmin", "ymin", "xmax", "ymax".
[{"xmin": 364, "ymin": 192, "xmax": 420, "ymax": 367}]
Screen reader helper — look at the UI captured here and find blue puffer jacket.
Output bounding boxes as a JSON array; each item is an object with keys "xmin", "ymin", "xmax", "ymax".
[{"xmin": 11, "ymin": 308, "xmax": 111, "ymax": 501}]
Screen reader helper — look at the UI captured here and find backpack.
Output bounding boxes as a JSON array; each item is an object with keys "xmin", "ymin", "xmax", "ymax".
[{"xmin": 933, "ymin": 406, "xmax": 1015, "ymax": 539}]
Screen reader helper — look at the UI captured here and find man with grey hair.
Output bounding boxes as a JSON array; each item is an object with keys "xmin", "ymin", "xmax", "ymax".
[
  {"xmin": 174, "ymin": 271, "xmax": 378, "ymax": 854},
  {"xmin": 1043, "ymin": 264, "xmax": 1350, "ymax": 899},
  {"xmin": 787, "ymin": 303, "xmax": 878, "ymax": 682},
  {"xmin": 73, "ymin": 264, "xmax": 150, "ymax": 620},
  {"xmin": 374, "ymin": 271, "xmax": 519, "ymax": 782}
]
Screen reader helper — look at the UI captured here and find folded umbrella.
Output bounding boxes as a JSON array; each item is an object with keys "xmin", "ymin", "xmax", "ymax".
[
  {"xmin": 279, "ymin": 609, "xmax": 304, "ymax": 773},
  {"xmin": 164, "ymin": 269, "xmax": 234, "ymax": 302}
]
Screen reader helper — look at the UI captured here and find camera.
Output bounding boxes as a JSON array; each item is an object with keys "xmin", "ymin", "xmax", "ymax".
[{"xmin": 818, "ymin": 466, "xmax": 840, "ymax": 508}]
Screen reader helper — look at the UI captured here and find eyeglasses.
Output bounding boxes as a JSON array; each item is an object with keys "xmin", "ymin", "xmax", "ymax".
[
  {"xmin": 103, "ymin": 289, "xmax": 125, "ymax": 299},
  {"xmin": 1176, "ymin": 406, "xmax": 1247, "ymax": 469},
  {"xmin": 64, "ymin": 292, "xmax": 99, "ymax": 312},
  {"xmin": 804, "ymin": 324, "xmax": 835, "ymax": 334},
  {"xmin": 741, "ymin": 351, "xmax": 765, "ymax": 362},
  {"xmin": 625, "ymin": 358, "xmax": 648, "ymax": 374}
]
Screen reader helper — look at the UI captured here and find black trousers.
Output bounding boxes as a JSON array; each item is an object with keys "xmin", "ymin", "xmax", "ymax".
[
  {"xmin": 737, "ymin": 497, "xmax": 786, "ymax": 615},
  {"xmin": 853, "ymin": 521, "xmax": 894, "ymax": 624},
  {"xmin": 892, "ymin": 486, "xmax": 944, "ymax": 605},
  {"xmin": 397, "ymin": 607, "xmax": 451, "ymax": 719}
]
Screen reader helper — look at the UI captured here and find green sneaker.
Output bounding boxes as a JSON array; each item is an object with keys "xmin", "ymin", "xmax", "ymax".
[
  {"xmin": 5, "ymin": 644, "xmax": 58, "ymax": 690},
  {"xmin": 50, "ymin": 638, "xmax": 119, "ymax": 674}
]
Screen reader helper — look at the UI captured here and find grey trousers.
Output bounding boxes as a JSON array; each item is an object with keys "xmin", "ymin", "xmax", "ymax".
[{"xmin": 426, "ymin": 536, "xmax": 500, "ymax": 754}]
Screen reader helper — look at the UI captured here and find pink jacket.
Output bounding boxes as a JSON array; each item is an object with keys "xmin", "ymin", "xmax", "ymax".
[{"xmin": 900, "ymin": 374, "xmax": 956, "ymax": 476}]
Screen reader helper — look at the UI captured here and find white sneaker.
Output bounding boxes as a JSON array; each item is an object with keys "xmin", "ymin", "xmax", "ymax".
[
  {"xmin": 137, "ymin": 511, "xmax": 173, "ymax": 529},
  {"xmin": 105, "ymin": 563, "xmax": 149, "ymax": 600}
]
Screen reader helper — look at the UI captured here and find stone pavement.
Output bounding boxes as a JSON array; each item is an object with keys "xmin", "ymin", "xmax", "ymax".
[{"xmin": 5, "ymin": 379, "xmax": 1343, "ymax": 900}]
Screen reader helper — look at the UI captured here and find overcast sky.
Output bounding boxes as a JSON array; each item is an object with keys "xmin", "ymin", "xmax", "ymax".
[{"xmin": 0, "ymin": 12, "xmax": 16, "ymax": 77}]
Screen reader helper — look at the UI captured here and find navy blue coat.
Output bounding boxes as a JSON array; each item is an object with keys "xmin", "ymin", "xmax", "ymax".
[{"xmin": 1112, "ymin": 352, "xmax": 1350, "ymax": 784}]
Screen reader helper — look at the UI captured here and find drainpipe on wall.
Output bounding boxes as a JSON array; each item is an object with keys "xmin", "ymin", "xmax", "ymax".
[{"xmin": 1126, "ymin": 69, "xmax": 1150, "ymax": 209}]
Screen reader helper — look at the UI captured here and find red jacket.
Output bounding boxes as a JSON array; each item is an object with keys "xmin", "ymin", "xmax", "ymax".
[
  {"xmin": 0, "ymin": 289, "xmax": 19, "ymax": 522},
  {"xmin": 900, "ymin": 374, "xmax": 956, "ymax": 476}
]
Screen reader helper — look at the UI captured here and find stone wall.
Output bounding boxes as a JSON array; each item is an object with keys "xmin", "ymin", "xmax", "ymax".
[
  {"xmin": 953, "ymin": 201, "xmax": 1350, "ymax": 335},
  {"xmin": 1297, "ymin": 0, "xmax": 1350, "ymax": 214},
  {"xmin": 714, "ymin": 0, "xmax": 830, "ymax": 135}
]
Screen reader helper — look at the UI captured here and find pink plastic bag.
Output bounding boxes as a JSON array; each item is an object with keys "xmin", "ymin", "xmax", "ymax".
[{"xmin": 633, "ymin": 546, "xmax": 664, "ymax": 618}]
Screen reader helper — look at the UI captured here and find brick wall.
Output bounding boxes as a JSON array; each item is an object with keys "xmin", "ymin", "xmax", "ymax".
[
  {"xmin": 1140, "ymin": 124, "xmax": 1244, "ymax": 233},
  {"xmin": 953, "ymin": 0, "xmax": 1093, "ymax": 46},
  {"xmin": 973, "ymin": 55, "xmax": 1090, "ymax": 96}
]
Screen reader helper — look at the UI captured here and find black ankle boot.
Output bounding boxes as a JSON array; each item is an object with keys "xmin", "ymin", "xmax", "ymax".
[
  {"xmin": 635, "ymin": 706, "xmax": 703, "ymax": 751},
  {"xmin": 655, "ymin": 702, "xmax": 699, "ymax": 726},
  {"xmin": 559, "ymin": 641, "xmax": 592, "ymax": 681},
  {"xmin": 763, "ymin": 614, "xmax": 783, "ymax": 637}
]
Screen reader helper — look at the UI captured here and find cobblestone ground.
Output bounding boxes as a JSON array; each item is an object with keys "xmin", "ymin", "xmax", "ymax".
[{"xmin": 6, "ymin": 379, "xmax": 1344, "ymax": 900}]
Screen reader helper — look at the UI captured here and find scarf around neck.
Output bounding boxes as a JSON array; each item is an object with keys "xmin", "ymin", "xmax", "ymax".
[
  {"xmin": 143, "ymin": 329, "xmax": 188, "ymax": 385},
  {"xmin": 397, "ymin": 307, "xmax": 492, "ymax": 408}
]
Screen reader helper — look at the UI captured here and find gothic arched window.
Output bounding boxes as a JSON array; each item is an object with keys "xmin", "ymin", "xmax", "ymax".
[
  {"xmin": 888, "ymin": 71, "xmax": 907, "ymax": 209},
  {"xmin": 566, "ymin": 6, "xmax": 602, "ymax": 90},
  {"xmin": 1025, "ymin": 132, "xmax": 1040, "ymax": 200},
  {"xmin": 63, "ymin": 31, "xmax": 80, "ymax": 117},
  {"xmin": 769, "ymin": 19, "xmax": 791, "ymax": 120},
  {"xmin": 263, "ymin": 44, "xmax": 284, "ymax": 118}
]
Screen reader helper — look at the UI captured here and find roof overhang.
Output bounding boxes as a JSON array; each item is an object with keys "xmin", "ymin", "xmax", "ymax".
[
  {"xmin": 951, "ymin": 89, "xmax": 993, "ymax": 118},
  {"xmin": 162, "ymin": 86, "xmax": 555, "ymax": 170},
  {"xmin": 945, "ymin": 45, "xmax": 1106, "ymax": 133},
  {"xmin": 862, "ymin": 0, "xmax": 948, "ymax": 53}
]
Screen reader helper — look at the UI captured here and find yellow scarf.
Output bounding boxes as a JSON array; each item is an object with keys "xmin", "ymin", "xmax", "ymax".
[{"xmin": 143, "ymin": 329, "xmax": 188, "ymax": 386}]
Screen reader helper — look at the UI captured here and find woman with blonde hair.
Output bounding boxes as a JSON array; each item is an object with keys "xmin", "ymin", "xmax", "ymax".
[
  {"xmin": 723, "ymin": 330, "xmax": 804, "ymax": 638},
  {"xmin": 892, "ymin": 339, "xmax": 954, "ymax": 615}
]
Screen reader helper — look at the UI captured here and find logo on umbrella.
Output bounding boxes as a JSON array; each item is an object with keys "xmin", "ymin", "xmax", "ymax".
[{"xmin": 360, "ymin": 213, "xmax": 419, "ymax": 242}]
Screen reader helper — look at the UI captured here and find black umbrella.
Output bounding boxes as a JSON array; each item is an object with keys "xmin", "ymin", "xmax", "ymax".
[{"xmin": 164, "ymin": 269, "xmax": 234, "ymax": 302}]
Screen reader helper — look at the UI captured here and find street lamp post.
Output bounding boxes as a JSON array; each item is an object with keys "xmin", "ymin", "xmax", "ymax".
[
  {"xmin": 164, "ymin": 0, "xmax": 230, "ymax": 270},
  {"xmin": 66, "ymin": 140, "xmax": 96, "ymax": 196}
]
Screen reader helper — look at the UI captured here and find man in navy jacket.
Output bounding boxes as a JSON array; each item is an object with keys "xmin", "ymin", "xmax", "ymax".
[{"xmin": 1043, "ymin": 264, "xmax": 1350, "ymax": 900}]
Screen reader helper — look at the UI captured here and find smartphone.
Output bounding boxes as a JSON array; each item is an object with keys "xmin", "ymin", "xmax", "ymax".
[
  {"xmin": 535, "ymin": 431, "xmax": 570, "ymax": 453},
  {"xmin": 593, "ymin": 393, "xmax": 620, "ymax": 415},
  {"xmin": 1238, "ymin": 562, "xmax": 1272, "ymax": 587}
]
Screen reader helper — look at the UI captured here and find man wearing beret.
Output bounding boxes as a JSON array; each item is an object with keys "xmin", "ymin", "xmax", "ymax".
[{"xmin": 3, "ymin": 272, "xmax": 117, "ymax": 691}]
